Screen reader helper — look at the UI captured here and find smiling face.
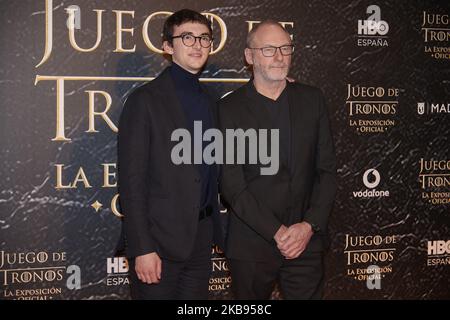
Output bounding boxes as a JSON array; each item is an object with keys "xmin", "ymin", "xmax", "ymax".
[
  {"xmin": 245, "ymin": 24, "xmax": 292, "ymax": 83},
  {"xmin": 163, "ymin": 22, "xmax": 211, "ymax": 74}
]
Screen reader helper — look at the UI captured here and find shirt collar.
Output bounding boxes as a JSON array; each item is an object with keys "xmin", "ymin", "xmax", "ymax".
[
  {"xmin": 247, "ymin": 79, "xmax": 288, "ymax": 102},
  {"xmin": 170, "ymin": 62, "xmax": 201, "ymax": 91}
]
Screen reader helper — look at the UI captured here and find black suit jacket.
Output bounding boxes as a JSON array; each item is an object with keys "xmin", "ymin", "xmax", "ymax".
[
  {"xmin": 117, "ymin": 67, "xmax": 223, "ymax": 261},
  {"xmin": 218, "ymin": 81, "xmax": 337, "ymax": 261}
]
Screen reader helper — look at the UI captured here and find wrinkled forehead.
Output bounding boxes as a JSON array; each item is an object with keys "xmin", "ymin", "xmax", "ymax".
[{"xmin": 251, "ymin": 24, "xmax": 292, "ymax": 47}]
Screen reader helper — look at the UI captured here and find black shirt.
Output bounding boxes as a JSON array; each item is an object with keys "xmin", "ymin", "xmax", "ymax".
[{"xmin": 248, "ymin": 81, "xmax": 291, "ymax": 171}]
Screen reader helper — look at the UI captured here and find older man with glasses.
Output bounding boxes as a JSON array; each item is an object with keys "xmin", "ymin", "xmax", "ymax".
[{"xmin": 218, "ymin": 20, "xmax": 337, "ymax": 299}]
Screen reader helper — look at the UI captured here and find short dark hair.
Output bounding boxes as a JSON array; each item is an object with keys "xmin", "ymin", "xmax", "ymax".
[{"xmin": 162, "ymin": 9, "xmax": 212, "ymax": 45}]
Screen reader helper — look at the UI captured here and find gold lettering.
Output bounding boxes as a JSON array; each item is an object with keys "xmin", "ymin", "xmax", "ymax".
[
  {"xmin": 55, "ymin": 165, "xmax": 91, "ymax": 189},
  {"xmin": 111, "ymin": 194, "xmax": 123, "ymax": 218},
  {"xmin": 246, "ymin": 20, "xmax": 260, "ymax": 33},
  {"xmin": 113, "ymin": 10, "xmax": 136, "ymax": 53},
  {"xmin": 37, "ymin": 6, "xmax": 229, "ymax": 65},
  {"xmin": 68, "ymin": 8, "xmax": 104, "ymax": 52},
  {"xmin": 55, "ymin": 164, "xmax": 72, "ymax": 189},
  {"xmin": 86, "ymin": 90, "xmax": 117, "ymax": 133},
  {"xmin": 203, "ymin": 13, "xmax": 227, "ymax": 54},
  {"xmin": 36, "ymin": 0, "xmax": 53, "ymax": 68},
  {"xmin": 72, "ymin": 167, "xmax": 92, "ymax": 188},
  {"xmin": 35, "ymin": 76, "xmax": 248, "ymax": 141},
  {"xmin": 52, "ymin": 78, "xmax": 69, "ymax": 142},
  {"xmin": 142, "ymin": 11, "xmax": 171, "ymax": 54},
  {"xmin": 102, "ymin": 163, "xmax": 117, "ymax": 187}
]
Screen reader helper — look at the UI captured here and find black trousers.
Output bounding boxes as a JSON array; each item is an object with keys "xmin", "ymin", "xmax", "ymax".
[
  {"xmin": 129, "ymin": 217, "xmax": 213, "ymax": 300},
  {"xmin": 228, "ymin": 251, "xmax": 324, "ymax": 300}
]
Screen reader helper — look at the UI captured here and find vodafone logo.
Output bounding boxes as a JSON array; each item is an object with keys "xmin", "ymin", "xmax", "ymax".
[
  {"xmin": 363, "ymin": 169, "xmax": 381, "ymax": 189},
  {"xmin": 353, "ymin": 168, "xmax": 389, "ymax": 198}
]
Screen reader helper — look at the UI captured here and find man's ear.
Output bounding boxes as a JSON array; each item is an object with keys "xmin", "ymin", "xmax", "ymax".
[
  {"xmin": 244, "ymin": 48, "xmax": 253, "ymax": 65},
  {"xmin": 163, "ymin": 41, "xmax": 174, "ymax": 55}
]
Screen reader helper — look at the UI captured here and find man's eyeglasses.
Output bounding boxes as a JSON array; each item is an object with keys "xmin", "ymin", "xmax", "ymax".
[
  {"xmin": 248, "ymin": 45, "xmax": 295, "ymax": 57},
  {"xmin": 171, "ymin": 33, "xmax": 213, "ymax": 48}
]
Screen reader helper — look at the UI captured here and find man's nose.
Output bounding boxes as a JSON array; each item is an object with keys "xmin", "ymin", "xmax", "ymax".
[
  {"xmin": 273, "ymin": 48, "xmax": 284, "ymax": 60},
  {"xmin": 192, "ymin": 38, "xmax": 202, "ymax": 50}
]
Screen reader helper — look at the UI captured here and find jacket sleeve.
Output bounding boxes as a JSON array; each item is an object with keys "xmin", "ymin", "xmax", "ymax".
[
  {"xmin": 118, "ymin": 88, "xmax": 156, "ymax": 258},
  {"xmin": 218, "ymin": 101, "xmax": 282, "ymax": 242},
  {"xmin": 303, "ymin": 89, "xmax": 337, "ymax": 233}
]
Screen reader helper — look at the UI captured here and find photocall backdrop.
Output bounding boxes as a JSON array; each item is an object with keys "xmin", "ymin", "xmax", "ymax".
[{"xmin": 0, "ymin": 0, "xmax": 449, "ymax": 300}]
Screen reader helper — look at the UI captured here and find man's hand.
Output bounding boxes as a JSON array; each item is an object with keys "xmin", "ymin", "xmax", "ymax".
[
  {"xmin": 273, "ymin": 225, "xmax": 288, "ymax": 246},
  {"xmin": 135, "ymin": 252, "xmax": 162, "ymax": 284},
  {"xmin": 277, "ymin": 222, "xmax": 313, "ymax": 259}
]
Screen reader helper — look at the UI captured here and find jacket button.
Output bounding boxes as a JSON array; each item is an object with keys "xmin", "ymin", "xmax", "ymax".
[{"xmin": 195, "ymin": 178, "xmax": 200, "ymax": 183}]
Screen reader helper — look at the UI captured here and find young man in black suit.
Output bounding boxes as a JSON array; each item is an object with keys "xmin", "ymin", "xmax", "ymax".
[
  {"xmin": 118, "ymin": 9, "xmax": 222, "ymax": 300},
  {"xmin": 218, "ymin": 20, "xmax": 337, "ymax": 299}
]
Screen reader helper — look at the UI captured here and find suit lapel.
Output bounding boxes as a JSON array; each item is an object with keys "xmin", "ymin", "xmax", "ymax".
[
  {"xmin": 149, "ymin": 68, "xmax": 199, "ymax": 180},
  {"xmin": 287, "ymin": 82, "xmax": 300, "ymax": 176},
  {"xmin": 152, "ymin": 68, "xmax": 188, "ymax": 130}
]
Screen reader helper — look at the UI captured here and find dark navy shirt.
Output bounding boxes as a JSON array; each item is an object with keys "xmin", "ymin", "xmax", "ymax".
[{"xmin": 170, "ymin": 62, "xmax": 214, "ymax": 209}]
